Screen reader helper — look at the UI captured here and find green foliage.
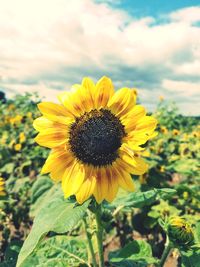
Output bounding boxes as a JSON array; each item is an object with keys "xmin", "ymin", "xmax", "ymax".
[
  {"xmin": 180, "ymin": 249, "xmax": 200, "ymax": 267},
  {"xmin": 109, "ymin": 240, "xmax": 157, "ymax": 266},
  {"xmin": 30, "ymin": 175, "xmax": 54, "ymax": 217},
  {"xmin": 0, "ymin": 94, "xmax": 200, "ymax": 266},
  {"xmin": 17, "ymin": 186, "xmax": 90, "ymax": 267},
  {"xmin": 21, "ymin": 236, "xmax": 88, "ymax": 267},
  {"xmin": 108, "ymin": 188, "xmax": 176, "ymax": 209}
]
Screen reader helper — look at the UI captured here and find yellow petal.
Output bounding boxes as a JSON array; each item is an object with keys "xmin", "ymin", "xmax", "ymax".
[
  {"xmin": 121, "ymin": 153, "xmax": 138, "ymax": 167},
  {"xmin": 62, "ymin": 162, "xmax": 85, "ymax": 198},
  {"xmin": 134, "ymin": 116, "xmax": 157, "ymax": 133},
  {"xmin": 50, "ymin": 156, "xmax": 74, "ymax": 181},
  {"xmin": 94, "ymin": 76, "xmax": 114, "ymax": 109},
  {"xmin": 130, "ymin": 157, "xmax": 149, "ymax": 175},
  {"xmin": 38, "ymin": 102, "xmax": 71, "ymax": 117},
  {"xmin": 33, "ymin": 117, "xmax": 69, "ymax": 132},
  {"xmin": 104, "ymin": 168, "xmax": 119, "ymax": 202},
  {"xmin": 118, "ymin": 149, "xmax": 148, "ymax": 175},
  {"xmin": 124, "ymin": 132, "xmax": 149, "ymax": 147},
  {"xmin": 58, "ymin": 84, "xmax": 95, "ymax": 117},
  {"xmin": 58, "ymin": 91, "xmax": 83, "ymax": 117},
  {"xmin": 35, "ymin": 129, "xmax": 68, "ymax": 148},
  {"xmin": 121, "ymin": 105, "xmax": 146, "ymax": 125},
  {"xmin": 119, "ymin": 145, "xmax": 138, "ymax": 167},
  {"xmin": 113, "ymin": 164, "xmax": 135, "ymax": 192},
  {"xmin": 120, "ymin": 144, "xmax": 148, "ymax": 174},
  {"xmin": 81, "ymin": 77, "xmax": 96, "ymax": 110},
  {"xmin": 93, "ymin": 168, "xmax": 108, "ymax": 203},
  {"xmin": 108, "ymin": 88, "xmax": 136, "ymax": 117},
  {"xmin": 76, "ymin": 167, "xmax": 96, "ymax": 204},
  {"xmin": 116, "ymin": 158, "xmax": 135, "ymax": 174},
  {"xmin": 41, "ymin": 147, "xmax": 73, "ymax": 179}
]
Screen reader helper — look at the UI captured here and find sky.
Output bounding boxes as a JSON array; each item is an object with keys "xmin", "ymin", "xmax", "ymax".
[{"xmin": 0, "ymin": 0, "xmax": 200, "ymax": 115}]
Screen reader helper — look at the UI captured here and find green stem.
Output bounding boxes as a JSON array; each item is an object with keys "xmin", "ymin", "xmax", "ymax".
[
  {"xmin": 94, "ymin": 204, "xmax": 105, "ymax": 267},
  {"xmin": 159, "ymin": 237, "xmax": 172, "ymax": 267},
  {"xmin": 83, "ymin": 217, "xmax": 98, "ymax": 267}
]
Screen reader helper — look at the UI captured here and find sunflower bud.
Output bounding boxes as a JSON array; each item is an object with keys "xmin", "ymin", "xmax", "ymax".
[{"xmin": 167, "ymin": 217, "xmax": 194, "ymax": 248}]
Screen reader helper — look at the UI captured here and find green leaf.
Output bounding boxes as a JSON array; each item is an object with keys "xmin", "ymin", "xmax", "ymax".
[
  {"xmin": 109, "ymin": 188, "xmax": 176, "ymax": 209},
  {"xmin": 10, "ymin": 177, "xmax": 30, "ymax": 193},
  {"xmin": 110, "ymin": 260, "xmax": 147, "ymax": 267},
  {"xmin": 31, "ymin": 176, "xmax": 53, "ymax": 204},
  {"xmin": 30, "ymin": 180, "xmax": 58, "ymax": 218},
  {"xmin": 109, "ymin": 240, "xmax": 157, "ymax": 266},
  {"xmin": 17, "ymin": 185, "xmax": 90, "ymax": 267},
  {"xmin": 194, "ymin": 222, "xmax": 200, "ymax": 243},
  {"xmin": 21, "ymin": 236, "xmax": 87, "ymax": 267},
  {"xmin": 173, "ymin": 159, "xmax": 199, "ymax": 175},
  {"xmin": 181, "ymin": 249, "xmax": 200, "ymax": 267},
  {"xmin": 0, "ymin": 162, "xmax": 15, "ymax": 174}
]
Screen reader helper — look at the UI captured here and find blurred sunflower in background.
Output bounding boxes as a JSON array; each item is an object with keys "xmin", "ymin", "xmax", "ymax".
[
  {"xmin": 0, "ymin": 178, "xmax": 6, "ymax": 196},
  {"xmin": 33, "ymin": 76, "xmax": 157, "ymax": 204},
  {"xmin": 173, "ymin": 129, "xmax": 180, "ymax": 136}
]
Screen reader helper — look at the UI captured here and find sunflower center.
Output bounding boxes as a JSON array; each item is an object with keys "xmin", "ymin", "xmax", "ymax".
[{"xmin": 69, "ymin": 109, "xmax": 125, "ymax": 166}]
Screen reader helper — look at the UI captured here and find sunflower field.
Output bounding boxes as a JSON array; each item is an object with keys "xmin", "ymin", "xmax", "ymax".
[{"xmin": 0, "ymin": 79, "xmax": 200, "ymax": 267}]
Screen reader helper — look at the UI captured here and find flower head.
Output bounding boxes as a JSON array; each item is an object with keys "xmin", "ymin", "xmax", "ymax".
[
  {"xmin": 19, "ymin": 132, "xmax": 26, "ymax": 143},
  {"xmin": 33, "ymin": 77, "xmax": 157, "ymax": 204},
  {"xmin": 160, "ymin": 126, "xmax": 168, "ymax": 134},
  {"xmin": 14, "ymin": 143, "xmax": 22, "ymax": 151},
  {"xmin": 167, "ymin": 217, "xmax": 194, "ymax": 248},
  {"xmin": 173, "ymin": 129, "xmax": 180, "ymax": 136},
  {"xmin": 0, "ymin": 177, "xmax": 6, "ymax": 196}
]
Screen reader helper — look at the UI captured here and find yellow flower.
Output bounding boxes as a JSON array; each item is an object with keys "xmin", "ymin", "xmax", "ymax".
[
  {"xmin": 27, "ymin": 112, "xmax": 32, "ymax": 119},
  {"xmin": 33, "ymin": 76, "xmax": 157, "ymax": 204},
  {"xmin": 159, "ymin": 95, "xmax": 164, "ymax": 101},
  {"xmin": 14, "ymin": 143, "xmax": 22, "ymax": 151},
  {"xmin": 160, "ymin": 126, "xmax": 168, "ymax": 134},
  {"xmin": 192, "ymin": 131, "xmax": 199, "ymax": 138},
  {"xmin": 173, "ymin": 129, "xmax": 180, "ymax": 136},
  {"xmin": 10, "ymin": 115, "xmax": 23, "ymax": 125},
  {"xmin": 19, "ymin": 132, "xmax": 26, "ymax": 143},
  {"xmin": 160, "ymin": 166, "xmax": 165, "ymax": 173},
  {"xmin": 0, "ymin": 177, "xmax": 6, "ymax": 196}
]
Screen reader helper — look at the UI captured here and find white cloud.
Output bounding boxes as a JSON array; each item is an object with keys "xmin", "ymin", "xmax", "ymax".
[
  {"xmin": 170, "ymin": 6, "xmax": 200, "ymax": 23},
  {"xmin": 162, "ymin": 79, "xmax": 200, "ymax": 96},
  {"xmin": 0, "ymin": 0, "xmax": 199, "ymax": 115},
  {"xmin": 3, "ymin": 82, "xmax": 63, "ymax": 103}
]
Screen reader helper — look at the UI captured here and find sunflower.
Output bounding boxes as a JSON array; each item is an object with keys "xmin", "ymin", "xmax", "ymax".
[
  {"xmin": 33, "ymin": 76, "xmax": 157, "ymax": 204},
  {"xmin": 0, "ymin": 177, "xmax": 6, "ymax": 196},
  {"xmin": 172, "ymin": 129, "xmax": 180, "ymax": 136},
  {"xmin": 160, "ymin": 126, "xmax": 168, "ymax": 134},
  {"xmin": 14, "ymin": 143, "xmax": 22, "ymax": 151},
  {"xmin": 167, "ymin": 217, "xmax": 194, "ymax": 247}
]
